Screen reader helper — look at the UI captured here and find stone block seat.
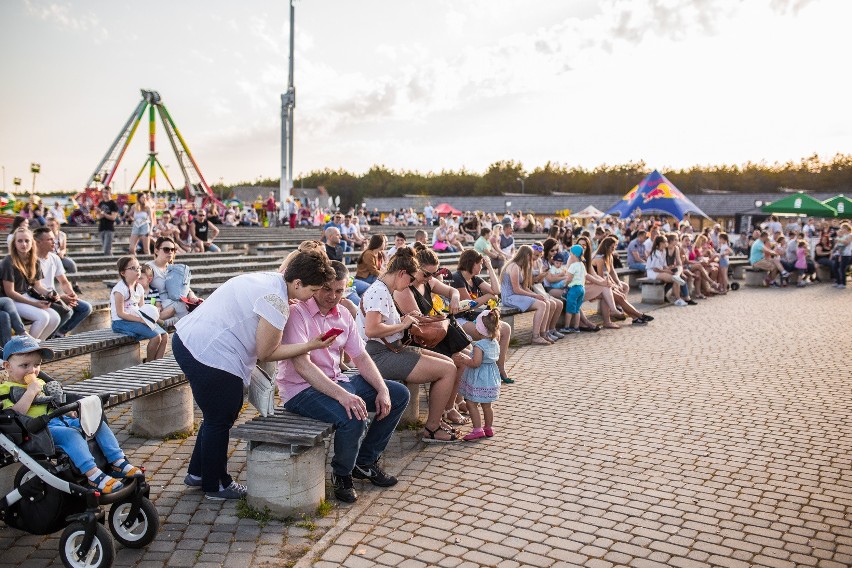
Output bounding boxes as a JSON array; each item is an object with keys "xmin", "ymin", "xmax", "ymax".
[
  {"xmin": 64, "ymin": 355, "xmax": 191, "ymax": 439},
  {"xmin": 230, "ymin": 410, "xmax": 335, "ymax": 518},
  {"xmin": 616, "ymin": 267, "xmax": 644, "ymax": 289},
  {"xmin": 636, "ymin": 277, "xmax": 667, "ymax": 304},
  {"xmin": 744, "ymin": 266, "xmax": 768, "ymax": 287}
]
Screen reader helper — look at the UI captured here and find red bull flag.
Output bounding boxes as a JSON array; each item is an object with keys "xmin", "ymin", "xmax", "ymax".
[
  {"xmin": 604, "ymin": 170, "xmax": 710, "ymax": 221},
  {"xmin": 604, "ymin": 184, "xmax": 639, "ymax": 218}
]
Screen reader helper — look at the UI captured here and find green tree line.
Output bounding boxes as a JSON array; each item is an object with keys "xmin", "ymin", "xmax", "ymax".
[{"xmin": 230, "ymin": 153, "xmax": 852, "ymax": 210}]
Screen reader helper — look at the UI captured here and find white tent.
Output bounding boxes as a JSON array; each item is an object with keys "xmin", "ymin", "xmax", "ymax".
[{"xmin": 573, "ymin": 205, "xmax": 605, "ymax": 219}]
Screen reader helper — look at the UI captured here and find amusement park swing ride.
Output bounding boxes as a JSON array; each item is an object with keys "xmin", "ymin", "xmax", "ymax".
[{"xmin": 79, "ymin": 89, "xmax": 219, "ymax": 207}]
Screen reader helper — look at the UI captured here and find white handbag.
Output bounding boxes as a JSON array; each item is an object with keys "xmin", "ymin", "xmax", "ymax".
[{"xmin": 248, "ymin": 365, "xmax": 276, "ymax": 417}]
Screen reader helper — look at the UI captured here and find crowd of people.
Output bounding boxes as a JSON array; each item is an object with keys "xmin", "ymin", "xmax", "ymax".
[{"xmin": 3, "ymin": 190, "xmax": 850, "ymax": 507}]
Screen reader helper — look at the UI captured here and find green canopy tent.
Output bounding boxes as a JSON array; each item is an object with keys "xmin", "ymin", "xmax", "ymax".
[
  {"xmin": 761, "ymin": 192, "xmax": 837, "ymax": 217},
  {"xmin": 822, "ymin": 195, "xmax": 852, "ymax": 219}
]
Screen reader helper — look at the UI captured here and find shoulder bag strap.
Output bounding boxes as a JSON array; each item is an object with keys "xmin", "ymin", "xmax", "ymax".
[{"xmin": 359, "ymin": 287, "xmax": 407, "ymax": 354}]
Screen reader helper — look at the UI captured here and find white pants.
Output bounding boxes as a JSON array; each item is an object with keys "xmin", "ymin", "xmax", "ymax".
[{"xmin": 15, "ymin": 301, "xmax": 61, "ymax": 340}]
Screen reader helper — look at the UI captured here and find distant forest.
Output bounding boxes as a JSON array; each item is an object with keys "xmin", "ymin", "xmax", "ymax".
[{"xmin": 238, "ymin": 153, "xmax": 852, "ymax": 209}]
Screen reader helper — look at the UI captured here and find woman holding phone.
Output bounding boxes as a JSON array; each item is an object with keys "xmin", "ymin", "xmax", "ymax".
[{"xmin": 172, "ymin": 249, "xmax": 337, "ymax": 500}]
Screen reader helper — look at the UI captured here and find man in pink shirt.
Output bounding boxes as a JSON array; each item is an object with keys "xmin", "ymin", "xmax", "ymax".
[{"xmin": 277, "ymin": 261, "xmax": 410, "ymax": 503}]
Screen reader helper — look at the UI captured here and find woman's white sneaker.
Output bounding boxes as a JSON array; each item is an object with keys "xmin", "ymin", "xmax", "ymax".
[{"xmin": 674, "ymin": 299, "xmax": 688, "ymax": 307}]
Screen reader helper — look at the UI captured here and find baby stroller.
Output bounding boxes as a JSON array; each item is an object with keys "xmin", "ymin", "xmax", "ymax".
[{"xmin": 0, "ymin": 375, "xmax": 158, "ymax": 568}]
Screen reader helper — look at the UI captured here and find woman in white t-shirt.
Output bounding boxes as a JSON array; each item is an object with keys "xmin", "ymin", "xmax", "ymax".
[
  {"xmin": 356, "ymin": 247, "xmax": 460, "ymax": 443},
  {"xmin": 172, "ymin": 250, "xmax": 337, "ymax": 500}
]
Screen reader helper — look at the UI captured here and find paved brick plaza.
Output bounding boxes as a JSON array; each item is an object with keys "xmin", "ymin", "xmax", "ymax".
[{"xmin": 0, "ymin": 284, "xmax": 850, "ymax": 567}]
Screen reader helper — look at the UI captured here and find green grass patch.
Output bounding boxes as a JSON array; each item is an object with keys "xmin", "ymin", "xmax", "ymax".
[
  {"xmin": 236, "ymin": 499, "xmax": 274, "ymax": 528},
  {"xmin": 315, "ymin": 499, "xmax": 333, "ymax": 518}
]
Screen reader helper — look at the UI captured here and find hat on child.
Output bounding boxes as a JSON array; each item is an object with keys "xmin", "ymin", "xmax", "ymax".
[
  {"xmin": 569, "ymin": 244, "xmax": 584, "ymax": 258},
  {"xmin": 553, "ymin": 252, "xmax": 568, "ymax": 263},
  {"xmin": 2, "ymin": 336, "xmax": 54, "ymax": 362}
]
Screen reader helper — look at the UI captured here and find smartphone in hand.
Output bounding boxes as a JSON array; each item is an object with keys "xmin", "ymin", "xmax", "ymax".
[{"xmin": 321, "ymin": 328, "xmax": 344, "ymax": 341}]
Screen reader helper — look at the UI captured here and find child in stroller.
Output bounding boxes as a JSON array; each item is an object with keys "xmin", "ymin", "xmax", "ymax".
[
  {"xmin": 0, "ymin": 336, "xmax": 158, "ymax": 567},
  {"xmin": 1, "ymin": 336, "xmax": 142, "ymax": 494}
]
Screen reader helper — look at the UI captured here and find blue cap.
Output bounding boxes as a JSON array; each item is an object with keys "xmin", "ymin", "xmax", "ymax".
[
  {"xmin": 570, "ymin": 245, "xmax": 584, "ymax": 258},
  {"xmin": 2, "ymin": 336, "xmax": 54, "ymax": 362},
  {"xmin": 553, "ymin": 252, "xmax": 568, "ymax": 263}
]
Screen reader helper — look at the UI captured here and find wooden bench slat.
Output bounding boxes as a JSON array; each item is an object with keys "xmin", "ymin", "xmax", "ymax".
[
  {"xmin": 233, "ymin": 420, "xmax": 332, "ymax": 435},
  {"xmin": 229, "ymin": 428, "xmax": 328, "ymax": 446}
]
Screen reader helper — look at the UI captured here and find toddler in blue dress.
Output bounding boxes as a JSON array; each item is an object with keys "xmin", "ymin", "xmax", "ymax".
[{"xmin": 458, "ymin": 310, "xmax": 502, "ymax": 441}]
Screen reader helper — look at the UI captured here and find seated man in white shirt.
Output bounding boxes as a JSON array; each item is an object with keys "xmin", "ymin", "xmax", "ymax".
[
  {"xmin": 277, "ymin": 261, "xmax": 409, "ymax": 503},
  {"xmin": 33, "ymin": 227, "xmax": 92, "ymax": 337},
  {"xmin": 341, "ymin": 215, "xmax": 365, "ymax": 250}
]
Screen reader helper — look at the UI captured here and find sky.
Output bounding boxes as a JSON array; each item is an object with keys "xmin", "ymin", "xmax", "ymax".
[{"xmin": 0, "ymin": 0, "xmax": 849, "ymax": 193}]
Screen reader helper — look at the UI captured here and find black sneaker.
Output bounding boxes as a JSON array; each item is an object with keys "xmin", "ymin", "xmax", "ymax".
[
  {"xmin": 352, "ymin": 462, "xmax": 398, "ymax": 487},
  {"xmin": 332, "ymin": 473, "xmax": 358, "ymax": 503},
  {"xmin": 205, "ymin": 481, "xmax": 247, "ymax": 501},
  {"xmin": 632, "ymin": 318, "xmax": 648, "ymax": 325},
  {"xmin": 686, "ymin": 299, "xmax": 697, "ymax": 306},
  {"xmin": 639, "ymin": 313, "xmax": 654, "ymax": 321}
]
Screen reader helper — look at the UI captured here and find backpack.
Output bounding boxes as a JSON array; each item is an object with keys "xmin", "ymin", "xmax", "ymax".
[{"xmin": 164, "ymin": 263, "xmax": 192, "ymax": 301}]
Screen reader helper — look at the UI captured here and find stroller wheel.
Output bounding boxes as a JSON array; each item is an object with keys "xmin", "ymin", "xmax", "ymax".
[
  {"xmin": 59, "ymin": 521, "xmax": 115, "ymax": 568},
  {"xmin": 108, "ymin": 496, "xmax": 159, "ymax": 548}
]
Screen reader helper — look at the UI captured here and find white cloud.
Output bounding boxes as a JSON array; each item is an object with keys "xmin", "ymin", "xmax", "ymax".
[{"xmin": 24, "ymin": 0, "xmax": 107, "ymax": 41}]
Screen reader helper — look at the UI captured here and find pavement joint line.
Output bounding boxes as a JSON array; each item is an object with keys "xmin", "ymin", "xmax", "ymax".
[{"xmin": 292, "ymin": 430, "xmax": 427, "ymax": 568}]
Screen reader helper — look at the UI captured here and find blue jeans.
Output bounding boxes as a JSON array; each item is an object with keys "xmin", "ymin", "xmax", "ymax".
[
  {"xmin": 173, "ymin": 333, "xmax": 244, "ymax": 492},
  {"xmin": 353, "ymin": 275, "xmax": 376, "ymax": 296},
  {"xmin": 57, "ymin": 300, "xmax": 92, "ymax": 335},
  {"xmin": 834, "ymin": 255, "xmax": 852, "ymax": 285},
  {"xmin": 628, "ymin": 261, "xmax": 646, "ymax": 271},
  {"xmin": 48, "ymin": 417, "xmax": 123, "ymax": 473},
  {"xmin": 283, "ymin": 375, "xmax": 409, "ymax": 476},
  {"xmin": 61, "ymin": 256, "xmax": 78, "ymax": 274},
  {"xmin": 0, "ymin": 297, "xmax": 26, "ymax": 346}
]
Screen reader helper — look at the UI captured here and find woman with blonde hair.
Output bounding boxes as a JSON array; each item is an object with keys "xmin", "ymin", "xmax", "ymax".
[
  {"xmin": 0, "ymin": 228, "xmax": 61, "ymax": 339},
  {"xmin": 501, "ymin": 245, "xmax": 554, "ymax": 345},
  {"xmin": 128, "ymin": 193, "xmax": 155, "ymax": 255},
  {"xmin": 530, "ymin": 242, "xmax": 566, "ymax": 338},
  {"xmin": 591, "ymin": 236, "xmax": 652, "ymax": 326}
]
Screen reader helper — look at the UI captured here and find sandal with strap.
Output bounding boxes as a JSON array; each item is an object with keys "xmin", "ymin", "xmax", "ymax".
[
  {"xmin": 111, "ymin": 459, "xmax": 143, "ymax": 478},
  {"xmin": 422, "ymin": 425, "xmax": 460, "ymax": 443},
  {"xmin": 90, "ymin": 472, "xmax": 124, "ymax": 494},
  {"xmin": 442, "ymin": 410, "xmax": 471, "ymax": 426}
]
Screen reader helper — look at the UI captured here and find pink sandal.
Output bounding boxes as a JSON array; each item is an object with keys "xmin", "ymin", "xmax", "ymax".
[{"xmin": 463, "ymin": 428, "xmax": 486, "ymax": 441}]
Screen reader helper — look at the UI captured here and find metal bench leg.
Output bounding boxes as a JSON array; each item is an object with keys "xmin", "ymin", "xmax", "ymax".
[
  {"xmin": 132, "ymin": 384, "xmax": 194, "ymax": 438},
  {"xmin": 246, "ymin": 442, "xmax": 326, "ymax": 517},
  {"xmin": 91, "ymin": 343, "xmax": 142, "ymax": 376}
]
